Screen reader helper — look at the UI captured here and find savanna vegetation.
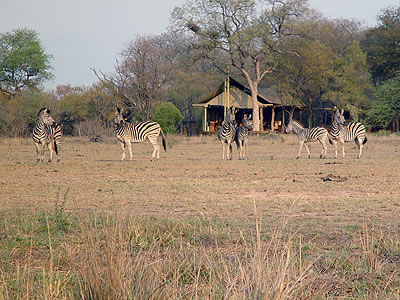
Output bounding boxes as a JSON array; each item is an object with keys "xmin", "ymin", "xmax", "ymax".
[{"xmin": 1, "ymin": 0, "xmax": 400, "ymax": 299}]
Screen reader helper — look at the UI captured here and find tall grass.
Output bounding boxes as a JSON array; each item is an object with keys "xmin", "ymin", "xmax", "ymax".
[{"xmin": 0, "ymin": 209, "xmax": 399, "ymax": 299}]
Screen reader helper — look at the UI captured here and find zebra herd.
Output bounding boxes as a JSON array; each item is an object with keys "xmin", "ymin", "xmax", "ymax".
[
  {"xmin": 284, "ymin": 108, "xmax": 367, "ymax": 159},
  {"xmin": 32, "ymin": 106, "xmax": 367, "ymax": 163}
]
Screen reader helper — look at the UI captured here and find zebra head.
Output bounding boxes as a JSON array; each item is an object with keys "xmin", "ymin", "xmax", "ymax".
[
  {"xmin": 334, "ymin": 109, "xmax": 345, "ymax": 127},
  {"xmin": 226, "ymin": 107, "xmax": 237, "ymax": 126},
  {"xmin": 242, "ymin": 114, "xmax": 252, "ymax": 130},
  {"xmin": 284, "ymin": 107, "xmax": 295, "ymax": 133},
  {"xmin": 114, "ymin": 106, "xmax": 125, "ymax": 125},
  {"xmin": 38, "ymin": 107, "xmax": 55, "ymax": 126},
  {"xmin": 285, "ymin": 118, "xmax": 293, "ymax": 133}
]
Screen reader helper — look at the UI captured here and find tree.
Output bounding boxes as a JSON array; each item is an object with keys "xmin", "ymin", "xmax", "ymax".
[
  {"xmin": 59, "ymin": 87, "xmax": 93, "ymax": 136},
  {"xmin": 93, "ymin": 33, "xmax": 182, "ymax": 121},
  {"xmin": 367, "ymin": 76, "xmax": 400, "ymax": 130},
  {"xmin": 324, "ymin": 41, "xmax": 372, "ymax": 121},
  {"xmin": 279, "ymin": 39, "xmax": 334, "ymax": 127},
  {"xmin": 361, "ymin": 6, "xmax": 400, "ymax": 86},
  {"xmin": 171, "ymin": 0, "xmax": 308, "ymax": 130},
  {"xmin": 277, "ymin": 15, "xmax": 371, "ymax": 126},
  {"xmin": 0, "ymin": 28, "xmax": 53, "ymax": 96},
  {"xmin": 152, "ymin": 102, "xmax": 183, "ymax": 134}
]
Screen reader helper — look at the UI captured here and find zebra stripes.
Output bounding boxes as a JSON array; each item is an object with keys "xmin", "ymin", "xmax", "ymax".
[
  {"xmin": 114, "ymin": 107, "xmax": 166, "ymax": 161},
  {"xmin": 235, "ymin": 114, "xmax": 252, "ymax": 160},
  {"xmin": 285, "ymin": 115, "xmax": 328, "ymax": 159},
  {"xmin": 329, "ymin": 109, "xmax": 367, "ymax": 159},
  {"xmin": 32, "ymin": 107, "xmax": 63, "ymax": 162},
  {"xmin": 218, "ymin": 107, "xmax": 237, "ymax": 160}
]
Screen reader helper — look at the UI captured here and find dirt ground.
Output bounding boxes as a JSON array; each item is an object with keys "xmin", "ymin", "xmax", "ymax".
[{"xmin": 1, "ymin": 134, "xmax": 399, "ymax": 236}]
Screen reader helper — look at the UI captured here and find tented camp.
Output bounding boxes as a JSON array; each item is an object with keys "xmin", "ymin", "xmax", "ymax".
[{"xmin": 193, "ymin": 76, "xmax": 289, "ymax": 133}]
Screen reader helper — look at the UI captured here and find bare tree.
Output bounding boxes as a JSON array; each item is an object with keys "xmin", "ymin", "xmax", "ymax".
[
  {"xmin": 93, "ymin": 33, "xmax": 182, "ymax": 121},
  {"xmin": 171, "ymin": 0, "xmax": 307, "ymax": 130}
]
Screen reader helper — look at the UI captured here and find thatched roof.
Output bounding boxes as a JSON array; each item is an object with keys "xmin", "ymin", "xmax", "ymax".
[{"xmin": 193, "ymin": 77, "xmax": 282, "ymax": 108}]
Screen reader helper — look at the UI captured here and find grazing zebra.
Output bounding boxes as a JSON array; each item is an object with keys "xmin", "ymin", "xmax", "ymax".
[
  {"xmin": 329, "ymin": 109, "xmax": 367, "ymax": 159},
  {"xmin": 235, "ymin": 114, "xmax": 252, "ymax": 160},
  {"xmin": 285, "ymin": 110, "xmax": 328, "ymax": 159},
  {"xmin": 113, "ymin": 106, "xmax": 166, "ymax": 161},
  {"xmin": 217, "ymin": 107, "xmax": 237, "ymax": 160},
  {"xmin": 32, "ymin": 107, "xmax": 62, "ymax": 162}
]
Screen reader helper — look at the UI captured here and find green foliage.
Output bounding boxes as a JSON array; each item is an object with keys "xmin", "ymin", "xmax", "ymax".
[
  {"xmin": 152, "ymin": 102, "xmax": 183, "ymax": 134},
  {"xmin": 0, "ymin": 88, "xmax": 59, "ymax": 136},
  {"xmin": 0, "ymin": 28, "xmax": 53, "ymax": 96},
  {"xmin": 324, "ymin": 41, "xmax": 372, "ymax": 121},
  {"xmin": 361, "ymin": 6, "xmax": 400, "ymax": 85},
  {"xmin": 367, "ymin": 76, "xmax": 400, "ymax": 128}
]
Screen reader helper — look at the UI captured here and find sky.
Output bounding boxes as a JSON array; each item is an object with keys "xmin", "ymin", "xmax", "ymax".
[{"xmin": 1, "ymin": 0, "xmax": 399, "ymax": 91}]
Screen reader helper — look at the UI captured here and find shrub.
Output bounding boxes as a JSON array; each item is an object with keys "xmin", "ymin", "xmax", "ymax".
[{"xmin": 152, "ymin": 102, "xmax": 183, "ymax": 134}]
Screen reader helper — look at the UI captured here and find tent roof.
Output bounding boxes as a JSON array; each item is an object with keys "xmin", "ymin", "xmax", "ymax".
[{"xmin": 194, "ymin": 76, "xmax": 282, "ymax": 107}]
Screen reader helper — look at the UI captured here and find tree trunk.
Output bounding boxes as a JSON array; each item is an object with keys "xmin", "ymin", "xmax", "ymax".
[
  {"xmin": 250, "ymin": 87, "xmax": 260, "ymax": 131},
  {"xmin": 307, "ymin": 96, "xmax": 313, "ymax": 128}
]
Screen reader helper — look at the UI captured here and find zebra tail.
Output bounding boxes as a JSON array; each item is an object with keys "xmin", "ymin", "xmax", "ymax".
[
  {"xmin": 363, "ymin": 136, "xmax": 367, "ymax": 145},
  {"xmin": 160, "ymin": 128, "xmax": 167, "ymax": 152}
]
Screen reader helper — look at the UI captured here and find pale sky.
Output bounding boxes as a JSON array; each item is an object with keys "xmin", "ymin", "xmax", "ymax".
[{"xmin": 1, "ymin": 0, "xmax": 399, "ymax": 90}]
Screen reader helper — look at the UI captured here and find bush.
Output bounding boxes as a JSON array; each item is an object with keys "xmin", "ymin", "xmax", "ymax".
[{"xmin": 152, "ymin": 102, "xmax": 183, "ymax": 134}]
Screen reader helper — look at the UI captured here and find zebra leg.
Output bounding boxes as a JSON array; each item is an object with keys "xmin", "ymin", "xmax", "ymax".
[
  {"xmin": 34, "ymin": 142, "xmax": 42, "ymax": 162},
  {"xmin": 297, "ymin": 141, "xmax": 304, "ymax": 159},
  {"xmin": 319, "ymin": 138, "xmax": 327, "ymax": 159},
  {"xmin": 227, "ymin": 141, "xmax": 232, "ymax": 160},
  {"xmin": 355, "ymin": 137, "xmax": 362, "ymax": 158},
  {"xmin": 47, "ymin": 142, "xmax": 54, "ymax": 162},
  {"xmin": 221, "ymin": 141, "xmax": 225, "ymax": 160},
  {"xmin": 244, "ymin": 139, "xmax": 248, "ymax": 160},
  {"xmin": 304, "ymin": 143, "xmax": 311, "ymax": 159},
  {"xmin": 120, "ymin": 142, "xmax": 126, "ymax": 161},
  {"xmin": 332, "ymin": 140, "xmax": 338, "ymax": 159},
  {"xmin": 239, "ymin": 141, "xmax": 243, "ymax": 160},
  {"xmin": 127, "ymin": 141, "xmax": 133, "ymax": 161},
  {"xmin": 150, "ymin": 143, "xmax": 159, "ymax": 161},
  {"xmin": 340, "ymin": 140, "xmax": 345, "ymax": 158}
]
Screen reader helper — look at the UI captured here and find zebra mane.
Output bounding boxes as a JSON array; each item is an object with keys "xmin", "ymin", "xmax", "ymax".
[{"xmin": 292, "ymin": 119, "xmax": 305, "ymax": 128}]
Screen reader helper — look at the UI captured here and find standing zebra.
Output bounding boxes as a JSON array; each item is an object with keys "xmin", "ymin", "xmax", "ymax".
[
  {"xmin": 217, "ymin": 107, "xmax": 237, "ymax": 160},
  {"xmin": 285, "ymin": 109, "xmax": 328, "ymax": 159},
  {"xmin": 329, "ymin": 109, "xmax": 367, "ymax": 159},
  {"xmin": 32, "ymin": 107, "xmax": 63, "ymax": 162},
  {"xmin": 113, "ymin": 106, "xmax": 166, "ymax": 161},
  {"xmin": 235, "ymin": 114, "xmax": 252, "ymax": 160}
]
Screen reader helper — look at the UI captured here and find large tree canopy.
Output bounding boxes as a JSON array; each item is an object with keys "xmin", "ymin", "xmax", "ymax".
[
  {"xmin": 0, "ymin": 28, "xmax": 53, "ymax": 96},
  {"xmin": 171, "ymin": 0, "xmax": 308, "ymax": 131}
]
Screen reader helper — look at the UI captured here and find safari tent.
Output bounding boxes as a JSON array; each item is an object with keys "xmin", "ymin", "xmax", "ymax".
[{"xmin": 192, "ymin": 76, "xmax": 288, "ymax": 133}]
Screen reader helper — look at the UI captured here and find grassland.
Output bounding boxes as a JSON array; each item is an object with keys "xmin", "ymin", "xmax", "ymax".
[{"xmin": 0, "ymin": 134, "xmax": 399, "ymax": 298}]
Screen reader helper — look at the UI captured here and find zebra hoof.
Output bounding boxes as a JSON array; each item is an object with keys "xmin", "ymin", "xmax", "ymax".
[
  {"xmin": 296, "ymin": 157, "xmax": 300, "ymax": 159},
  {"xmin": 57, "ymin": 158, "xmax": 61, "ymax": 162}
]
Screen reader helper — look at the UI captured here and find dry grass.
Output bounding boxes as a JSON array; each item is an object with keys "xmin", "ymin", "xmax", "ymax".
[{"xmin": 0, "ymin": 134, "xmax": 399, "ymax": 298}]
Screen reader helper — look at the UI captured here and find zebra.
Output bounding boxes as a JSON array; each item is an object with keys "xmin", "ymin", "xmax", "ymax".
[
  {"xmin": 329, "ymin": 109, "xmax": 367, "ymax": 159},
  {"xmin": 113, "ymin": 106, "xmax": 166, "ymax": 161},
  {"xmin": 284, "ymin": 109, "xmax": 328, "ymax": 159},
  {"xmin": 32, "ymin": 107, "xmax": 63, "ymax": 162},
  {"xmin": 217, "ymin": 107, "xmax": 237, "ymax": 160},
  {"xmin": 235, "ymin": 113, "xmax": 252, "ymax": 160}
]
